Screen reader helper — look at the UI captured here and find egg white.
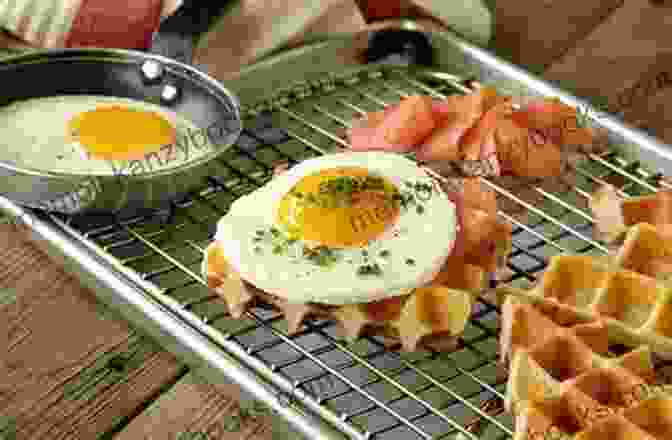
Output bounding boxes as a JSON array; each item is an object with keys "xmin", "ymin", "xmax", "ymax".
[
  {"xmin": 213, "ymin": 151, "xmax": 458, "ymax": 305},
  {"xmin": 0, "ymin": 95, "xmax": 201, "ymax": 175}
]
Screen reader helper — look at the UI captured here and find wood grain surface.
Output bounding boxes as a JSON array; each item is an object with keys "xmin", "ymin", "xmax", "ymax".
[
  {"xmin": 0, "ymin": 224, "xmax": 187, "ymax": 440},
  {"xmin": 543, "ymin": 0, "xmax": 672, "ymax": 142},
  {"xmin": 491, "ymin": 0, "xmax": 624, "ymax": 72},
  {"xmin": 115, "ymin": 371, "xmax": 294, "ymax": 440}
]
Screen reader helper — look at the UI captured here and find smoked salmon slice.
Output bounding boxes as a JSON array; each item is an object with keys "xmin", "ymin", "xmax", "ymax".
[
  {"xmin": 512, "ymin": 98, "xmax": 595, "ymax": 148},
  {"xmin": 349, "ymin": 88, "xmax": 507, "ymax": 172},
  {"xmin": 461, "ymin": 177, "xmax": 498, "ymax": 215},
  {"xmin": 494, "ymin": 118, "xmax": 564, "ymax": 178},
  {"xmin": 456, "ymin": 100, "xmax": 510, "ymax": 180},
  {"xmin": 348, "ymin": 90, "xmax": 597, "ymax": 180},
  {"xmin": 416, "ymin": 89, "xmax": 499, "ymax": 161},
  {"xmin": 348, "ymin": 95, "xmax": 435, "ymax": 152},
  {"xmin": 460, "ymin": 207, "xmax": 513, "ymax": 272}
]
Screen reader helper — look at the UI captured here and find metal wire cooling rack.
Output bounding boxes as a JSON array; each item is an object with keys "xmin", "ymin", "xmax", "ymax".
[{"xmin": 10, "ymin": 65, "xmax": 672, "ymax": 440}]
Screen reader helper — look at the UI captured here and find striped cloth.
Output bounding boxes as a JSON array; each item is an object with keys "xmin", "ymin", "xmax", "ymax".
[{"xmin": 0, "ymin": 0, "xmax": 182, "ymax": 49}]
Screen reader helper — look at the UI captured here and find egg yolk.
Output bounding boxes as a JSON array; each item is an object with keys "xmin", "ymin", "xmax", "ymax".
[
  {"xmin": 276, "ymin": 167, "xmax": 401, "ymax": 248},
  {"xmin": 68, "ymin": 105, "xmax": 176, "ymax": 160}
]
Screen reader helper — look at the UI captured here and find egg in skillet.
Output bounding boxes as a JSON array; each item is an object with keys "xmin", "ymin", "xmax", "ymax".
[
  {"xmin": 0, "ymin": 95, "xmax": 204, "ymax": 175},
  {"xmin": 213, "ymin": 151, "xmax": 459, "ymax": 305}
]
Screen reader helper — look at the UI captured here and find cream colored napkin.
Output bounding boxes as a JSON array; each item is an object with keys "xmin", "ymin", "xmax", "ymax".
[{"xmin": 0, "ymin": 0, "xmax": 181, "ymax": 49}]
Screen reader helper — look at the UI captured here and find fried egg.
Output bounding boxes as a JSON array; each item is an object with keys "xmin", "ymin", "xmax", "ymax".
[
  {"xmin": 214, "ymin": 152, "xmax": 458, "ymax": 305},
  {"xmin": 0, "ymin": 95, "xmax": 203, "ymax": 175}
]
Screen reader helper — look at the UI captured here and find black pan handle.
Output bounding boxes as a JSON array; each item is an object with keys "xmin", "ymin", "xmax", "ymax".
[
  {"xmin": 149, "ymin": 0, "xmax": 236, "ymax": 65},
  {"xmin": 351, "ymin": 0, "xmax": 435, "ymax": 66},
  {"xmin": 364, "ymin": 28, "xmax": 434, "ymax": 66}
]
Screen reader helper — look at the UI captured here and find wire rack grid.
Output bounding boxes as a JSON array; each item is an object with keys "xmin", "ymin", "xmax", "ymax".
[{"xmin": 52, "ymin": 66, "xmax": 672, "ymax": 440}]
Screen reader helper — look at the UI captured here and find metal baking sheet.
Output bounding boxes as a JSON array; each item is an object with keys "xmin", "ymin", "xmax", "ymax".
[{"xmin": 3, "ymin": 20, "xmax": 672, "ymax": 440}]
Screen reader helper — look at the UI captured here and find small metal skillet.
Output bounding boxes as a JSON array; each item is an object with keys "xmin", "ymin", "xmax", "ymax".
[{"xmin": 0, "ymin": 1, "xmax": 242, "ymax": 218}]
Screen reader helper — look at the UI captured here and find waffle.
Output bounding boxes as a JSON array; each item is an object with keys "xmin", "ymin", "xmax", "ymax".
[
  {"xmin": 497, "ymin": 223, "xmax": 672, "ymax": 359},
  {"xmin": 590, "ymin": 185, "xmax": 672, "ymax": 244},
  {"xmin": 615, "ymin": 222, "xmax": 672, "ymax": 281},
  {"xmin": 501, "ymin": 295, "xmax": 672, "ymax": 440},
  {"xmin": 203, "ymin": 243, "xmax": 484, "ymax": 352}
]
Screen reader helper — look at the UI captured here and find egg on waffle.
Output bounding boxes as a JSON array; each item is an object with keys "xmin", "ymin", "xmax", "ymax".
[
  {"xmin": 213, "ymin": 152, "xmax": 458, "ymax": 305},
  {"xmin": 203, "ymin": 151, "xmax": 513, "ymax": 351}
]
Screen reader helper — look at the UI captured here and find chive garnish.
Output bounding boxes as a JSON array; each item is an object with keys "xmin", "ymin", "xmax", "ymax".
[
  {"xmin": 405, "ymin": 258, "xmax": 416, "ymax": 266},
  {"xmin": 416, "ymin": 205, "xmax": 425, "ymax": 214},
  {"xmin": 356, "ymin": 263, "xmax": 382, "ymax": 276},
  {"xmin": 379, "ymin": 250, "xmax": 390, "ymax": 257},
  {"xmin": 357, "ymin": 266, "xmax": 368, "ymax": 276}
]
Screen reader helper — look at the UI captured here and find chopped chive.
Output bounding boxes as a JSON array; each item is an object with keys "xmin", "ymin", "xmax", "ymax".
[
  {"xmin": 379, "ymin": 250, "xmax": 390, "ymax": 257},
  {"xmin": 252, "ymin": 237, "xmax": 262, "ymax": 242},
  {"xmin": 416, "ymin": 205, "xmax": 425, "ymax": 214},
  {"xmin": 362, "ymin": 250, "xmax": 369, "ymax": 257},
  {"xmin": 253, "ymin": 246, "xmax": 262, "ymax": 254},
  {"xmin": 256, "ymin": 230, "xmax": 265, "ymax": 236},
  {"xmin": 272, "ymin": 245, "xmax": 284, "ymax": 254},
  {"xmin": 269, "ymin": 227, "xmax": 279, "ymax": 236},
  {"xmin": 356, "ymin": 263, "xmax": 382, "ymax": 276},
  {"xmin": 405, "ymin": 258, "xmax": 415, "ymax": 266}
]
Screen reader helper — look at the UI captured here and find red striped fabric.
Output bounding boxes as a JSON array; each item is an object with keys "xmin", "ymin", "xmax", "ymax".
[{"xmin": 65, "ymin": 0, "xmax": 164, "ymax": 49}]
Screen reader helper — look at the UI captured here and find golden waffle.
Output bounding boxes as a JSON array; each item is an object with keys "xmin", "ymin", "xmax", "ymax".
[
  {"xmin": 590, "ymin": 185, "xmax": 672, "ymax": 244},
  {"xmin": 202, "ymin": 242, "xmax": 483, "ymax": 352},
  {"xmin": 498, "ymin": 223, "xmax": 672, "ymax": 359},
  {"xmin": 501, "ymin": 295, "xmax": 672, "ymax": 440},
  {"xmin": 615, "ymin": 222, "xmax": 672, "ymax": 281}
]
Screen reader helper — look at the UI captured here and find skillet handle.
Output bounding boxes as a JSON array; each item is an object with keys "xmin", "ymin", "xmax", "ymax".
[
  {"xmin": 149, "ymin": 0, "xmax": 235, "ymax": 65},
  {"xmin": 351, "ymin": 0, "xmax": 436, "ymax": 66}
]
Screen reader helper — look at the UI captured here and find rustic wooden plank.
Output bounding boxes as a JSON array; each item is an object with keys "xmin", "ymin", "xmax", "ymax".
[
  {"xmin": 544, "ymin": 0, "xmax": 672, "ymax": 143},
  {"xmin": 491, "ymin": 0, "xmax": 623, "ymax": 72},
  {"xmin": 284, "ymin": 0, "xmax": 367, "ymax": 48},
  {"xmin": 194, "ymin": 0, "xmax": 363, "ymax": 81},
  {"xmin": 0, "ymin": 224, "xmax": 187, "ymax": 440},
  {"xmin": 115, "ymin": 370, "xmax": 303, "ymax": 440}
]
